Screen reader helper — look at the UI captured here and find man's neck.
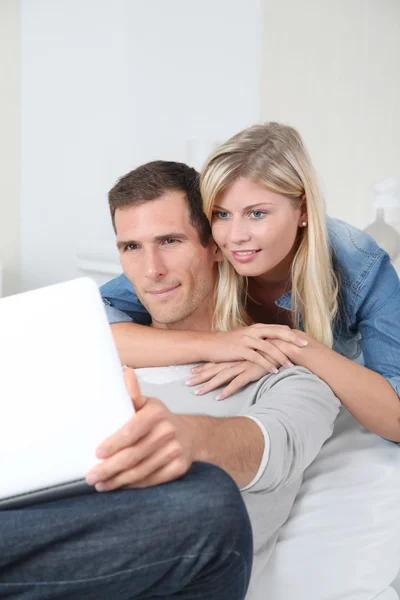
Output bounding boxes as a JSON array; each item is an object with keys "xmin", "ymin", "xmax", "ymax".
[{"xmin": 151, "ymin": 301, "xmax": 214, "ymax": 333}]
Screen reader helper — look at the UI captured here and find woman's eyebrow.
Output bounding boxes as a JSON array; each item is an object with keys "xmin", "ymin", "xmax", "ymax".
[{"xmin": 213, "ymin": 202, "xmax": 274, "ymax": 211}]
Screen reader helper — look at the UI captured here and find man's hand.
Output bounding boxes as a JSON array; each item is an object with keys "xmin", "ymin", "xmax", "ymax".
[{"xmin": 86, "ymin": 369, "xmax": 195, "ymax": 490}]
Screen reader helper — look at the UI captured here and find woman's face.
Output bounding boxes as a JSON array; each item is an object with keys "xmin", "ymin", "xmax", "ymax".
[{"xmin": 211, "ymin": 178, "xmax": 306, "ymax": 280}]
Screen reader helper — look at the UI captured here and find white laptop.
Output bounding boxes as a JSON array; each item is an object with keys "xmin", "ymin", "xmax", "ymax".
[{"xmin": 0, "ymin": 277, "xmax": 134, "ymax": 508}]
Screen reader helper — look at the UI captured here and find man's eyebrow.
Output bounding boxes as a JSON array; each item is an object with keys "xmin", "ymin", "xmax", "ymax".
[
  {"xmin": 213, "ymin": 202, "xmax": 274, "ymax": 211},
  {"xmin": 116, "ymin": 233, "xmax": 189, "ymax": 249},
  {"xmin": 154, "ymin": 232, "xmax": 189, "ymax": 242},
  {"xmin": 116, "ymin": 239, "xmax": 137, "ymax": 250}
]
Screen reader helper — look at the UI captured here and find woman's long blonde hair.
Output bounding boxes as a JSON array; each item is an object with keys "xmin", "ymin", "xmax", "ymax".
[{"xmin": 200, "ymin": 122, "xmax": 338, "ymax": 348}]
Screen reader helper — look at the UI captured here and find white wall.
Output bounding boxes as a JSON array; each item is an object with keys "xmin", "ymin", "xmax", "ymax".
[
  {"xmin": 17, "ymin": 1, "xmax": 400, "ymax": 291},
  {"xmin": 20, "ymin": 0, "xmax": 262, "ymax": 291},
  {"xmin": 0, "ymin": 0, "xmax": 20, "ymax": 296},
  {"xmin": 261, "ymin": 0, "xmax": 400, "ymax": 229}
]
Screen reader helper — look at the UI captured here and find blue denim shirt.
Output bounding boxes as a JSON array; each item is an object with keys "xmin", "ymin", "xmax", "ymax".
[{"xmin": 101, "ymin": 218, "xmax": 400, "ymax": 396}]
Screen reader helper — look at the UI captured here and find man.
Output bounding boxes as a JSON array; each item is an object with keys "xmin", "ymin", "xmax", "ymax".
[
  {"xmin": 0, "ymin": 178, "xmax": 254, "ymax": 600},
  {"xmin": 88, "ymin": 161, "xmax": 340, "ymax": 598}
]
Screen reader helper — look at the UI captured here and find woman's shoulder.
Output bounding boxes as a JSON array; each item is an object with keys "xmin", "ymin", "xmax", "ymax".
[
  {"xmin": 327, "ymin": 217, "xmax": 384, "ymax": 258},
  {"xmin": 326, "ymin": 217, "xmax": 387, "ymax": 290}
]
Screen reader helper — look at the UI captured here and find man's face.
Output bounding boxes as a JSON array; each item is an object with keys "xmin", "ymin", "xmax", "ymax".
[{"xmin": 115, "ymin": 191, "xmax": 220, "ymax": 329}]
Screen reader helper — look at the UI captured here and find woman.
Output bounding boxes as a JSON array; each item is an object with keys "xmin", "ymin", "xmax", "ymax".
[{"xmin": 102, "ymin": 123, "xmax": 400, "ymax": 441}]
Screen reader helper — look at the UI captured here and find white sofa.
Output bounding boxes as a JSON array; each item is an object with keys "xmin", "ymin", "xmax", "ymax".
[{"xmin": 257, "ymin": 406, "xmax": 400, "ymax": 599}]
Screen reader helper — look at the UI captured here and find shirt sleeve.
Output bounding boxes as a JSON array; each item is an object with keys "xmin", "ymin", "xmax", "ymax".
[
  {"xmin": 242, "ymin": 366, "xmax": 341, "ymax": 494},
  {"xmin": 104, "ymin": 304, "xmax": 134, "ymax": 325},
  {"xmin": 357, "ymin": 256, "xmax": 400, "ymax": 397},
  {"xmin": 100, "ymin": 274, "xmax": 151, "ymax": 325},
  {"xmin": 239, "ymin": 416, "xmax": 271, "ymax": 492}
]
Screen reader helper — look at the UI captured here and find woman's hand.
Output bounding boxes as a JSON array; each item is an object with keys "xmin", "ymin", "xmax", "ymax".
[
  {"xmin": 188, "ymin": 328, "xmax": 313, "ymax": 399},
  {"xmin": 267, "ymin": 330, "xmax": 315, "ymax": 366},
  {"xmin": 200, "ymin": 324, "xmax": 308, "ymax": 372},
  {"xmin": 187, "ymin": 360, "xmax": 270, "ymax": 399}
]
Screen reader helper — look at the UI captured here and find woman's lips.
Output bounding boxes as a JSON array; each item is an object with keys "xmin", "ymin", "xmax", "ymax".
[{"xmin": 231, "ymin": 250, "xmax": 261, "ymax": 263}]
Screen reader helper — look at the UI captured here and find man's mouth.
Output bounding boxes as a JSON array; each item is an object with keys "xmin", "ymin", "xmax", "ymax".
[{"xmin": 146, "ymin": 284, "xmax": 180, "ymax": 297}]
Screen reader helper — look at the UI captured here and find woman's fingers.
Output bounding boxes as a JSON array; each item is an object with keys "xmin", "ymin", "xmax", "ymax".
[
  {"xmin": 239, "ymin": 345, "xmax": 279, "ymax": 372},
  {"xmin": 259, "ymin": 345, "xmax": 294, "ymax": 369},
  {"xmin": 217, "ymin": 372, "xmax": 261, "ymax": 400},
  {"xmin": 190, "ymin": 363, "xmax": 215, "ymax": 375},
  {"xmin": 192, "ymin": 363, "xmax": 246, "ymax": 395},
  {"xmin": 250, "ymin": 324, "xmax": 308, "ymax": 346},
  {"xmin": 187, "ymin": 362, "xmax": 238, "ymax": 386}
]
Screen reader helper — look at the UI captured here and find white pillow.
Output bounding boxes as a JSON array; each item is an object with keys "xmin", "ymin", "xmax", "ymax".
[{"xmin": 258, "ymin": 407, "xmax": 400, "ymax": 599}]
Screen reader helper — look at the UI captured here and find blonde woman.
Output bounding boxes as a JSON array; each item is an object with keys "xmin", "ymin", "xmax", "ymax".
[{"xmin": 101, "ymin": 125, "xmax": 400, "ymax": 441}]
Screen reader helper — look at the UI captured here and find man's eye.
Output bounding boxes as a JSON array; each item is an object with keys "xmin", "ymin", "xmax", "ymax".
[
  {"xmin": 162, "ymin": 238, "xmax": 177, "ymax": 246},
  {"xmin": 213, "ymin": 211, "xmax": 229, "ymax": 220},
  {"xmin": 126, "ymin": 244, "xmax": 138, "ymax": 251}
]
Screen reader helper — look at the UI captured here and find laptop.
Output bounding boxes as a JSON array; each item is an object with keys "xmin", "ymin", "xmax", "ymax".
[{"xmin": 0, "ymin": 277, "xmax": 134, "ymax": 509}]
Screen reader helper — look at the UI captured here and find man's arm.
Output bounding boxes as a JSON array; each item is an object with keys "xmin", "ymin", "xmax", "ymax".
[
  {"xmin": 182, "ymin": 367, "xmax": 341, "ymax": 492},
  {"xmin": 86, "ymin": 367, "xmax": 340, "ymax": 492},
  {"xmin": 85, "ymin": 369, "xmax": 263, "ymax": 489},
  {"xmin": 179, "ymin": 415, "xmax": 265, "ymax": 489}
]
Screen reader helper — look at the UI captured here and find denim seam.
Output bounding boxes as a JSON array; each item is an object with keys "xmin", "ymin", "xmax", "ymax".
[
  {"xmin": 359, "ymin": 278, "xmax": 400, "ymax": 322},
  {"xmin": 0, "ymin": 551, "xmax": 244, "ymax": 587},
  {"xmin": 329, "ymin": 227, "xmax": 382, "ymax": 290},
  {"xmin": 351, "ymin": 252, "xmax": 382, "ymax": 320},
  {"xmin": 343, "ymin": 225, "xmax": 382, "ymax": 258}
]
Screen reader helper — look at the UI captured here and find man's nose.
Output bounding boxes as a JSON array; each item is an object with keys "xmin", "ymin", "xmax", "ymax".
[
  {"xmin": 144, "ymin": 249, "xmax": 166, "ymax": 280},
  {"xmin": 227, "ymin": 217, "xmax": 251, "ymax": 246}
]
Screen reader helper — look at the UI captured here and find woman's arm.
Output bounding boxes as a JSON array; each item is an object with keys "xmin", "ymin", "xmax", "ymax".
[
  {"xmin": 101, "ymin": 274, "xmax": 307, "ymax": 369},
  {"xmin": 274, "ymin": 258, "xmax": 400, "ymax": 441},
  {"xmin": 112, "ymin": 322, "xmax": 208, "ymax": 367},
  {"xmin": 112, "ymin": 321, "xmax": 307, "ymax": 370},
  {"xmin": 277, "ymin": 336, "xmax": 400, "ymax": 442}
]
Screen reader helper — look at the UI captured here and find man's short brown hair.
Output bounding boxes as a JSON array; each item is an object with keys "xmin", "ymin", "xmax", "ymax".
[{"xmin": 108, "ymin": 161, "xmax": 212, "ymax": 247}]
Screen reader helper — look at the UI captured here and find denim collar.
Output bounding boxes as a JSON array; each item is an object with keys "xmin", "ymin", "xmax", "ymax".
[{"xmin": 275, "ymin": 290, "xmax": 292, "ymax": 310}]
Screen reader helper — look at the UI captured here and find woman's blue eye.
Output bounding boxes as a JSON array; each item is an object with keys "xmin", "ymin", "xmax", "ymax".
[
  {"xmin": 250, "ymin": 210, "xmax": 265, "ymax": 219},
  {"xmin": 214, "ymin": 211, "xmax": 229, "ymax": 219}
]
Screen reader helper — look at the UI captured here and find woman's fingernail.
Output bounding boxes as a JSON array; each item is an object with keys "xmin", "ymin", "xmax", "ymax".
[
  {"xmin": 190, "ymin": 367, "xmax": 200, "ymax": 373},
  {"xmin": 194, "ymin": 388, "xmax": 204, "ymax": 396},
  {"xmin": 215, "ymin": 394, "xmax": 223, "ymax": 401},
  {"xmin": 96, "ymin": 448, "xmax": 108, "ymax": 459},
  {"xmin": 270, "ymin": 367, "xmax": 279, "ymax": 374},
  {"xmin": 298, "ymin": 338, "xmax": 308, "ymax": 346},
  {"xmin": 95, "ymin": 482, "xmax": 107, "ymax": 492},
  {"xmin": 86, "ymin": 473, "xmax": 98, "ymax": 485},
  {"xmin": 185, "ymin": 378, "xmax": 194, "ymax": 386},
  {"xmin": 284, "ymin": 360, "xmax": 295, "ymax": 368}
]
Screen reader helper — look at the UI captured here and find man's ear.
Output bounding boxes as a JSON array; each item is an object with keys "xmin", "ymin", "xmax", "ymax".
[{"xmin": 213, "ymin": 242, "xmax": 223, "ymax": 263}]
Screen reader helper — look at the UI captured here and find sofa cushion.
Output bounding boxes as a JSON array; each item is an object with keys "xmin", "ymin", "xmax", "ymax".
[{"xmin": 257, "ymin": 407, "xmax": 400, "ymax": 600}]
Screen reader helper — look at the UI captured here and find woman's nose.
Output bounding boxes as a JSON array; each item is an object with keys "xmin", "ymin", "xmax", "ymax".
[{"xmin": 227, "ymin": 218, "xmax": 251, "ymax": 245}]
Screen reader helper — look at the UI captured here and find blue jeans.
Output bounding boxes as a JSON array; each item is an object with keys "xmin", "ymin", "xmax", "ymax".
[{"xmin": 0, "ymin": 462, "xmax": 253, "ymax": 599}]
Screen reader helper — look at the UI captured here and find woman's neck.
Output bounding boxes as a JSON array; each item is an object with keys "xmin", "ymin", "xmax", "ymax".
[{"xmin": 252, "ymin": 238, "xmax": 298, "ymax": 291}]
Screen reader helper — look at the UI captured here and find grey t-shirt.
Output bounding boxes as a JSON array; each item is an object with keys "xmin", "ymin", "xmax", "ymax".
[{"xmin": 135, "ymin": 364, "xmax": 340, "ymax": 597}]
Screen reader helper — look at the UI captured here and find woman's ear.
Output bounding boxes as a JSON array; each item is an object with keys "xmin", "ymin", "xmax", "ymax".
[{"xmin": 298, "ymin": 193, "xmax": 308, "ymax": 227}]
